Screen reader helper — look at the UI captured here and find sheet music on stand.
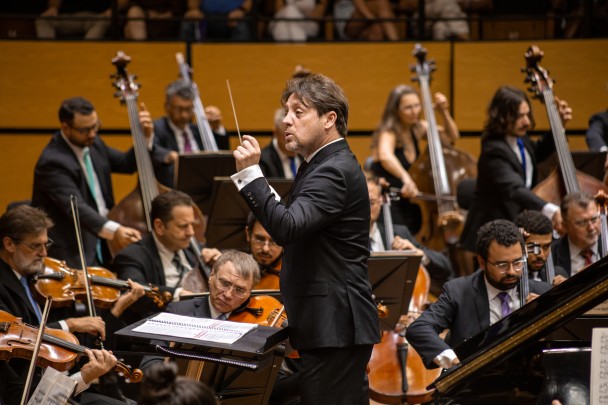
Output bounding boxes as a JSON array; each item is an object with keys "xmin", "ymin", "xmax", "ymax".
[{"xmin": 368, "ymin": 250, "xmax": 422, "ymax": 331}]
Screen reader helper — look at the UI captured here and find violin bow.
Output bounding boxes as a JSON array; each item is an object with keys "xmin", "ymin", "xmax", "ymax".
[
  {"xmin": 70, "ymin": 195, "xmax": 103, "ymax": 349},
  {"xmin": 21, "ymin": 295, "xmax": 54, "ymax": 405}
]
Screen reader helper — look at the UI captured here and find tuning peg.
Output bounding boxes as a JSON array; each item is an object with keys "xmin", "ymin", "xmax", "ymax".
[
  {"xmin": 409, "ymin": 64, "xmax": 416, "ymax": 73},
  {"xmin": 114, "ymin": 92, "xmax": 121, "ymax": 98},
  {"xmin": 132, "ymin": 75, "xmax": 138, "ymax": 80},
  {"xmin": 109, "ymin": 74, "xmax": 116, "ymax": 79}
]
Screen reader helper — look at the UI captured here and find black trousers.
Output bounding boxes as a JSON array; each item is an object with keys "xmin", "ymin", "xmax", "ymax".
[{"xmin": 298, "ymin": 345, "xmax": 373, "ymax": 405}]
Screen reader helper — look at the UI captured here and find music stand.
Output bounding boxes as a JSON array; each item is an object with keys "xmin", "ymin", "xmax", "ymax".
[
  {"xmin": 205, "ymin": 177, "xmax": 293, "ymax": 251},
  {"xmin": 174, "ymin": 152, "xmax": 235, "ymax": 214},
  {"xmin": 368, "ymin": 251, "xmax": 422, "ymax": 331}
]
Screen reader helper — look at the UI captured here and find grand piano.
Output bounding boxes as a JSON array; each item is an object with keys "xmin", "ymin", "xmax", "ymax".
[{"xmin": 428, "ymin": 255, "xmax": 608, "ymax": 404}]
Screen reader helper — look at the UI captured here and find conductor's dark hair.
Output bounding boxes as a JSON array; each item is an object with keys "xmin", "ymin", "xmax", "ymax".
[
  {"xmin": 58, "ymin": 97, "xmax": 95, "ymax": 125},
  {"xmin": 514, "ymin": 210, "xmax": 553, "ymax": 235},
  {"xmin": 138, "ymin": 362, "xmax": 218, "ymax": 405},
  {"xmin": 281, "ymin": 73, "xmax": 349, "ymax": 138},
  {"xmin": 476, "ymin": 219, "xmax": 524, "ymax": 261}
]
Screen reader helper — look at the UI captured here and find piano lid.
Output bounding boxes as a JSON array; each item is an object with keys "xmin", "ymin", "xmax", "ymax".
[{"xmin": 432, "ymin": 255, "xmax": 608, "ymax": 397}]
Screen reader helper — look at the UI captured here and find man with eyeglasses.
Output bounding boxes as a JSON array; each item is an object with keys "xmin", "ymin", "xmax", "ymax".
[
  {"xmin": 407, "ymin": 219, "xmax": 551, "ymax": 370},
  {"xmin": 552, "ymin": 192, "xmax": 601, "ymax": 277},
  {"xmin": 32, "ymin": 96, "xmax": 155, "ymax": 268},
  {"xmin": 113, "ymin": 191, "xmax": 222, "ymax": 325},
  {"xmin": 514, "ymin": 210, "xmax": 569, "ymax": 286},
  {"xmin": 140, "ymin": 250, "xmax": 260, "ymax": 370},
  {"xmin": 245, "ymin": 212, "xmax": 283, "ymax": 288},
  {"xmin": 146, "ymin": 79, "xmax": 229, "ymax": 188},
  {"xmin": 0, "ymin": 205, "xmax": 146, "ymax": 403}
]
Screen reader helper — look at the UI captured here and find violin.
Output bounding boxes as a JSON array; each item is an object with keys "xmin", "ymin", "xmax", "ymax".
[
  {"xmin": 32, "ymin": 257, "xmax": 171, "ymax": 309},
  {"xmin": 0, "ymin": 310, "xmax": 142, "ymax": 382},
  {"xmin": 229, "ymin": 295, "xmax": 287, "ymax": 327},
  {"xmin": 523, "ymin": 46, "xmax": 607, "ymax": 207},
  {"xmin": 255, "ymin": 262, "xmax": 282, "ymax": 291}
]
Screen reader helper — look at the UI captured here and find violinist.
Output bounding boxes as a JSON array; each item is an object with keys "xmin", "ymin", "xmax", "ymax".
[
  {"xmin": 369, "ymin": 85, "xmax": 460, "ymax": 233},
  {"xmin": 367, "ymin": 176, "xmax": 453, "ymax": 295},
  {"xmin": 140, "ymin": 250, "xmax": 260, "ymax": 370},
  {"xmin": 31, "ymin": 96, "xmax": 153, "ymax": 268},
  {"xmin": 146, "ymin": 80, "xmax": 229, "ymax": 188},
  {"xmin": 245, "ymin": 212, "xmax": 283, "ymax": 288},
  {"xmin": 514, "ymin": 210, "xmax": 568, "ymax": 285},
  {"xmin": 552, "ymin": 192, "xmax": 601, "ymax": 279},
  {"xmin": 406, "ymin": 220, "xmax": 551, "ymax": 370},
  {"xmin": 0, "ymin": 205, "xmax": 136, "ymax": 402},
  {"xmin": 112, "ymin": 190, "xmax": 222, "ymax": 324},
  {"xmin": 459, "ymin": 86, "xmax": 573, "ymax": 253}
]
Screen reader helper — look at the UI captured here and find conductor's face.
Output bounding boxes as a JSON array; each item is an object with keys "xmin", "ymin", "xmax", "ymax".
[
  {"xmin": 154, "ymin": 205, "xmax": 196, "ymax": 252},
  {"xmin": 209, "ymin": 261, "xmax": 254, "ymax": 313},
  {"xmin": 479, "ymin": 241, "xmax": 524, "ymax": 291},
  {"xmin": 63, "ymin": 111, "xmax": 100, "ymax": 148},
  {"xmin": 283, "ymin": 94, "xmax": 334, "ymax": 159}
]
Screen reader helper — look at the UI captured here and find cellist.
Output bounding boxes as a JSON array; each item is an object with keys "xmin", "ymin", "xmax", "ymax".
[
  {"xmin": 31, "ymin": 97, "xmax": 155, "ymax": 268},
  {"xmin": 0, "ymin": 205, "xmax": 142, "ymax": 402},
  {"xmin": 460, "ymin": 86, "xmax": 573, "ymax": 253}
]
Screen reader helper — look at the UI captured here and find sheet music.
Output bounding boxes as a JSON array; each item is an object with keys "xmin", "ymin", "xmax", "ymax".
[
  {"xmin": 591, "ymin": 328, "xmax": 608, "ymax": 405},
  {"xmin": 27, "ymin": 367, "xmax": 77, "ymax": 405},
  {"xmin": 133, "ymin": 312, "xmax": 258, "ymax": 344},
  {"xmin": 586, "ymin": 299, "xmax": 608, "ymax": 315}
]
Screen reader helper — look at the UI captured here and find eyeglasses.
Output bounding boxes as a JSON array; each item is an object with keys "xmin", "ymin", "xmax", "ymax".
[
  {"xmin": 251, "ymin": 234, "xmax": 279, "ymax": 248},
  {"xmin": 14, "ymin": 238, "xmax": 54, "ymax": 253},
  {"xmin": 571, "ymin": 214, "xmax": 600, "ymax": 228},
  {"xmin": 214, "ymin": 277, "xmax": 249, "ymax": 298},
  {"xmin": 486, "ymin": 258, "xmax": 525, "ymax": 273},
  {"xmin": 70, "ymin": 121, "xmax": 101, "ymax": 135}
]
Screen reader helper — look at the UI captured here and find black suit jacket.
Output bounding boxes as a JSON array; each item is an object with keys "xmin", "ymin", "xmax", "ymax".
[
  {"xmin": 152, "ymin": 117, "xmax": 229, "ymax": 187},
  {"xmin": 112, "ymin": 234, "xmax": 199, "ymax": 323},
  {"xmin": 585, "ymin": 110, "xmax": 608, "ymax": 151},
  {"xmin": 259, "ymin": 142, "xmax": 286, "ymax": 178},
  {"xmin": 31, "ymin": 132, "xmax": 139, "ymax": 268},
  {"xmin": 241, "ymin": 139, "xmax": 381, "ymax": 350},
  {"xmin": 406, "ymin": 270, "xmax": 551, "ymax": 368},
  {"xmin": 460, "ymin": 134, "xmax": 555, "ymax": 252}
]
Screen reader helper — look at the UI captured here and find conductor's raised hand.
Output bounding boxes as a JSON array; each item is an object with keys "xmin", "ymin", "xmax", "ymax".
[{"xmin": 234, "ymin": 135, "xmax": 261, "ymax": 172}]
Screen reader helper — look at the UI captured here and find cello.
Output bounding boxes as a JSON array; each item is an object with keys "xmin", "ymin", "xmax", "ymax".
[
  {"xmin": 107, "ymin": 51, "xmax": 210, "ymax": 285},
  {"xmin": 523, "ymin": 45, "xmax": 608, "ymax": 206},
  {"xmin": 408, "ymin": 43, "xmax": 477, "ymax": 252},
  {"xmin": 367, "ymin": 185, "xmax": 441, "ymax": 404}
]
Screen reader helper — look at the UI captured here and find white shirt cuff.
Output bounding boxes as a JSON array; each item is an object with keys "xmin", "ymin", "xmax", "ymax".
[
  {"xmin": 541, "ymin": 203, "xmax": 559, "ymax": 220},
  {"xmin": 434, "ymin": 349, "xmax": 458, "ymax": 369},
  {"xmin": 71, "ymin": 371, "xmax": 91, "ymax": 395},
  {"xmin": 58, "ymin": 320, "xmax": 69, "ymax": 331},
  {"xmin": 231, "ymin": 165, "xmax": 264, "ymax": 191},
  {"xmin": 99, "ymin": 220, "xmax": 121, "ymax": 240}
]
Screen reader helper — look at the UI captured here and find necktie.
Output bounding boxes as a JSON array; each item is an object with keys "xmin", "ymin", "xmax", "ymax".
[
  {"xmin": 497, "ymin": 291, "xmax": 511, "ymax": 318},
  {"xmin": 581, "ymin": 249, "xmax": 594, "ymax": 266},
  {"xmin": 182, "ymin": 132, "xmax": 193, "ymax": 153},
  {"xmin": 20, "ymin": 276, "xmax": 42, "ymax": 322},
  {"xmin": 294, "ymin": 160, "xmax": 309, "ymax": 181},
  {"xmin": 516, "ymin": 138, "xmax": 527, "ymax": 176},
  {"xmin": 173, "ymin": 253, "xmax": 187, "ymax": 287},
  {"xmin": 288, "ymin": 156, "xmax": 297, "ymax": 177},
  {"xmin": 217, "ymin": 313, "xmax": 227, "ymax": 321},
  {"xmin": 83, "ymin": 147, "xmax": 96, "ymax": 198}
]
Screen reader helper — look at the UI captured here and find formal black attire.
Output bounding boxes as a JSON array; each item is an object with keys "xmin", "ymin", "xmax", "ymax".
[
  {"xmin": 111, "ymin": 233, "xmax": 200, "ymax": 324},
  {"xmin": 31, "ymin": 132, "xmax": 142, "ymax": 268},
  {"xmin": 585, "ymin": 110, "xmax": 608, "ymax": 151},
  {"xmin": 259, "ymin": 141, "xmax": 288, "ymax": 178},
  {"xmin": 375, "ymin": 221, "xmax": 453, "ymax": 295},
  {"xmin": 460, "ymin": 134, "xmax": 555, "ymax": 252},
  {"xmin": 528, "ymin": 262, "xmax": 568, "ymax": 282},
  {"xmin": 238, "ymin": 139, "xmax": 380, "ymax": 404},
  {"xmin": 151, "ymin": 117, "xmax": 229, "ymax": 187},
  {"xmin": 406, "ymin": 270, "xmax": 551, "ymax": 369},
  {"xmin": 370, "ymin": 134, "xmax": 422, "ymax": 233}
]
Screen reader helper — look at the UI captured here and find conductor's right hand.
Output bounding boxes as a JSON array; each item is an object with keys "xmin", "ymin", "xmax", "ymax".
[{"xmin": 234, "ymin": 135, "xmax": 261, "ymax": 172}]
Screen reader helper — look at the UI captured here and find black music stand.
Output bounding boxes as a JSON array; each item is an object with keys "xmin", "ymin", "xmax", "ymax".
[
  {"xmin": 368, "ymin": 251, "xmax": 422, "ymax": 331},
  {"xmin": 115, "ymin": 315, "xmax": 289, "ymax": 405},
  {"xmin": 174, "ymin": 152, "xmax": 235, "ymax": 214},
  {"xmin": 205, "ymin": 177, "xmax": 293, "ymax": 251}
]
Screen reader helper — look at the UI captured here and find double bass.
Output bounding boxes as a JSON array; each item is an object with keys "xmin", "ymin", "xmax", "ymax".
[
  {"xmin": 523, "ymin": 45, "xmax": 607, "ymax": 206},
  {"xmin": 106, "ymin": 51, "xmax": 210, "ymax": 283},
  {"xmin": 408, "ymin": 44, "xmax": 477, "ymax": 252}
]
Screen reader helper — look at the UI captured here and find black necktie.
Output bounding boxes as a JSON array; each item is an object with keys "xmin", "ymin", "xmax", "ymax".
[{"xmin": 173, "ymin": 253, "xmax": 186, "ymax": 287}]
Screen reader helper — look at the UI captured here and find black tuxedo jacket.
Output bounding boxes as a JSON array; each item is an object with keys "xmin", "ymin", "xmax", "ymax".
[
  {"xmin": 112, "ymin": 233, "xmax": 199, "ymax": 323},
  {"xmin": 152, "ymin": 117, "xmax": 229, "ymax": 187},
  {"xmin": 551, "ymin": 235, "xmax": 601, "ymax": 277},
  {"xmin": 31, "ymin": 132, "xmax": 139, "ymax": 268},
  {"xmin": 460, "ymin": 134, "xmax": 555, "ymax": 252},
  {"xmin": 406, "ymin": 270, "xmax": 551, "ymax": 368},
  {"xmin": 241, "ymin": 139, "xmax": 381, "ymax": 350},
  {"xmin": 259, "ymin": 142, "xmax": 286, "ymax": 178}
]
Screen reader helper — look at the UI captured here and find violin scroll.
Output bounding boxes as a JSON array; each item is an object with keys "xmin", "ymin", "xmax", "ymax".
[
  {"xmin": 114, "ymin": 361, "xmax": 143, "ymax": 383},
  {"xmin": 149, "ymin": 287, "xmax": 172, "ymax": 309}
]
